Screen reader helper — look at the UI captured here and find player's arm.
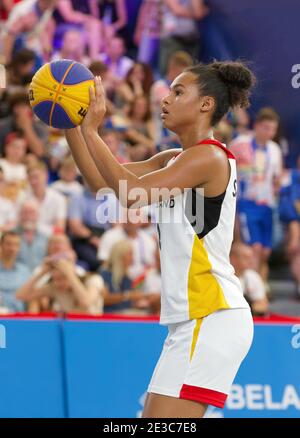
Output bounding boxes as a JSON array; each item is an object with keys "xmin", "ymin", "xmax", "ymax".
[
  {"xmin": 65, "ymin": 127, "xmax": 179, "ymax": 191},
  {"xmin": 81, "ymin": 78, "xmax": 224, "ymax": 207}
]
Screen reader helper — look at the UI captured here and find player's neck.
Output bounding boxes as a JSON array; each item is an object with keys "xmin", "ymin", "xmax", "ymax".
[{"xmin": 179, "ymin": 126, "xmax": 213, "ymax": 150}]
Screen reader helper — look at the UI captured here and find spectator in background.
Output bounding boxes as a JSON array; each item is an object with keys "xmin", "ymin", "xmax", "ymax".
[
  {"xmin": 98, "ymin": 212, "xmax": 157, "ymax": 281},
  {"xmin": 2, "ymin": 0, "xmax": 56, "ymax": 64},
  {"xmin": 5, "ymin": 48, "xmax": 36, "ymax": 91},
  {"xmin": 137, "ymin": 245, "xmax": 161, "ymax": 314},
  {"xmin": 90, "ymin": 0, "xmax": 127, "ymax": 51},
  {"xmin": 99, "ymin": 36, "xmax": 134, "ymax": 80},
  {"xmin": 116, "ymin": 62, "xmax": 153, "ymax": 109},
  {"xmin": 51, "ymin": 155, "xmax": 83, "ymax": 200},
  {"xmin": 159, "ymin": 0, "xmax": 208, "ymax": 75},
  {"xmin": 89, "ymin": 60, "xmax": 119, "ymax": 115},
  {"xmin": 134, "ymin": 0, "xmax": 162, "ymax": 65},
  {"xmin": 25, "ymin": 161, "xmax": 67, "ymax": 236},
  {"xmin": 0, "ymin": 132, "xmax": 27, "ymax": 186},
  {"xmin": 0, "ymin": 91, "xmax": 47, "ymax": 158},
  {"xmin": 51, "ymin": 28, "xmax": 89, "ymax": 64},
  {"xmin": 279, "ymin": 156, "xmax": 300, "ymax": 296},
  {"xmin": 0, "ymin": 231, "xmax": 31, "ymax": 312},
  {"xmin": 68, "ymin": 184, "xmax": 119, "ymax": 271},
  {"xmin": 0, "ymin": 166, "xmax": 17, "ymax": 232},
  {"xmin": 16, "ymin": 251, "xmax": 105, "ymax": 314},
  {"xmin": 230, "ymin": 242, "xmax": 269, "ymax": 316},
  {"xmin": 150, "ymin": 50, "xmax": 192, "ymax": 147},
  {"xmin": 124, "ymin": 95, "xmax": 156, "ymax": 155},
  {"xmin": 52, "ymin": 0, "xmax": 102, "ymax": 60},
  {"xmin": 17, "ymin": 199, "xmax": 48, "ymax": 271},
  {"xmin": 230, "ymin": 108, "xmax": 283, "ymax": 282},
  {"xmin": 101, "ymin": 239, "xmax": 145, "ymax": 314},
  {"xmin": 100, "ymin": 128, "xmax": 129, "ymax": 163}
]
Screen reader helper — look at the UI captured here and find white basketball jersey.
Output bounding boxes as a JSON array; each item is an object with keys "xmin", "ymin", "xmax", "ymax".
[{"xmin": 155, "ymin": 139, "xmax": 249, "ymax": 325}]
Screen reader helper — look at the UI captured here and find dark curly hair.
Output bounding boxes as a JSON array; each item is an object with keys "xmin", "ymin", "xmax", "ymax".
[{"xmin": 185, "ymin": 61, "xmax": 256, "ymax": 125}]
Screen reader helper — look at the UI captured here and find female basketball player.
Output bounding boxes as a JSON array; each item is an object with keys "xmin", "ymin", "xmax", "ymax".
[{"xmin": 65, "ymin": 61, "xmax": 255, "ymax": 418}]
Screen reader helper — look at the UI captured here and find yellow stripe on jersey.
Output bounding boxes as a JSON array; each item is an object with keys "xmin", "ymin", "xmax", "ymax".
[
  {"xmin": 190, "ymin": 319, "xmax": 202, "ymax": 361},
  {"xmin": 188, "ymin": 235, "xmax": 230, "ymax": 319}
]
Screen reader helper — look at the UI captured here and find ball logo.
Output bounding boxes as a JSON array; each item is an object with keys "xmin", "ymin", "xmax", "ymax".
[
  {"xmin": 78, "ymin": 106, "xmax": 87, "ymax": 117},
  {"xmin": 29, "ymin": 89, "xmax": 34, "ymax": 101}
]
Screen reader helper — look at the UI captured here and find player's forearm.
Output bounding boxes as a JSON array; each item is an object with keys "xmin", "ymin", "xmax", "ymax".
[{"xmin": 65, "ymin": 127, "xmax": 108, "ymax": 191}]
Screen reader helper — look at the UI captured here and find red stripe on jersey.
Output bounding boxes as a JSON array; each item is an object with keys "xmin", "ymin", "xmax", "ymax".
[
  {"xmin": 179, "ymin": 384, "xmax": 227, "ymax": 408},
  {"xmin": 172, "ymin": 139, "xmax": 235, "ymax": 160},
  {"xmin": 196, "ymin": 139, "xmax": 236, "ymax": 159}
]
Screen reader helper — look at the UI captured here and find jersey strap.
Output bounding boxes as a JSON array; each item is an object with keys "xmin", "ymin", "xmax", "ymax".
[{"xmin": 196, "ymin": 139, "xmax": 236, "ymax": 160}]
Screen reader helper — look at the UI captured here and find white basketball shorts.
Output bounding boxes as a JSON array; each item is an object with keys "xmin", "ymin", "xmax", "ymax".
[{"xmin": 148, "ymin": 308, "xmax": 253, "ymax": 408}]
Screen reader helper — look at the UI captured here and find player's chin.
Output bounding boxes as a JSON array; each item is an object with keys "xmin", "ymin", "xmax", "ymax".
[{"xmin": 161, "ymin": 116, "xmax": 173, "ymax": 129}]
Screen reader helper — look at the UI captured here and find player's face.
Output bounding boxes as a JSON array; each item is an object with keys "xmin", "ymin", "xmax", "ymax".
[{"xmin": 161, "ymin": 72, "xmax": 204, "ymax": 132}]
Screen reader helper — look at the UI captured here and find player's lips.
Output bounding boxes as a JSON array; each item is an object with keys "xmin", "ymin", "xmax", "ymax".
[{"xmin": 161, "ymin": 106, "xmax": 169, "ymax": 118}]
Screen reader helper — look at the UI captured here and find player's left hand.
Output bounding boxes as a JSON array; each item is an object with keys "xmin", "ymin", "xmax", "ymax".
[{"xmin": 82, "ymin": 76, "xmax": 106, "ymax": 132}]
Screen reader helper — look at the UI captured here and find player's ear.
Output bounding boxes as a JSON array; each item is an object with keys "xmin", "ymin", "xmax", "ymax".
[{"xmin": 199, "ymin": 95, "xmax": 215, "ymax": 114}]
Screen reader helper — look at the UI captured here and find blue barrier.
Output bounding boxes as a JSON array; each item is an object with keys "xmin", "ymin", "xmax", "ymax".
[
  {"xmin": 0, "ymin": 317, "xmax": 65, "ymax": 418},
  {"xmin": 0, "ymin": 316, "xmax": 299, "ymax": 418}
]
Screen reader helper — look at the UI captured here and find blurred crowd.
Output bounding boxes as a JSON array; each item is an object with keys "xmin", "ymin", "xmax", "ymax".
[{"xmin": 0, "ymin": 0, "xmax": 299, "ymax": 317}]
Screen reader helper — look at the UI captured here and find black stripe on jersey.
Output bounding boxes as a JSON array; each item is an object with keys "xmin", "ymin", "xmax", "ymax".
[{"xmin": 184, "ymin": 188, "xmax": 226, "ymax": 239}]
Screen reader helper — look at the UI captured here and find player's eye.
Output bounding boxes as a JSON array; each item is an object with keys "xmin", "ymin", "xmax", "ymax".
[{"xmin": 175, "ymin": 90, "xmax": 182, "ymax": 96}]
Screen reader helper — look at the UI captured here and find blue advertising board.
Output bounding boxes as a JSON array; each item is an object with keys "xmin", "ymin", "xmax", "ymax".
[
  {"xmin": 0, "ymin": 317, "xmax": 299, "ymax": 418},
  {"xmin": 0, "ymin": 318, "xmax": 65, "ymax": 418}
]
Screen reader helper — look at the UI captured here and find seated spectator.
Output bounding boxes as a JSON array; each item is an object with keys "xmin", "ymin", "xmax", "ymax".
[
  {"xmin": 159, "ymin": 0, "xmax": 208, "ymax": 75},
  {"xmin": 99, "ymin": 36, "xmax": 133, "ymax": 81},
  {"xmin": 101, "ymin": 240, "xmax": 145, "ymax": 314},
  {"xmin": 34, "ymin": 233, "xmax": 85, "ymax": 284},
  {"xmin": 0, "ymin": 91, "xmax": 47, "ymax": 158},
  {"xmin": 230, "ymin": 242, "xmax": 269, "ymax": 316},
  {"xmin": 0, "ymin": 231, "xmax": 31, "ymax": 313},
  {"xmin": 0, "ymin": 166, "xmax": 18, "ymax": 232},
  {"xmin": 0, "ymin": 132, "xmax": 27, "ymax": 186},
  {"xmin": 25, "ymin": 161, "xmax": 67, "ymax": 236},
  {"xmin": 98, "ymin": 213, "xmax": 157, "ymax": 280},
  {"xmin": 51, "ymin": 28, "xmax": 90, "ymax": 65},
  {"xmin": 150, "ymin": 51, "xmax": 192, "ymax": 147},
  {"xmin": 2, "ymin": 0, "xmax": 55, "ymax": 64},
  {"xmin": 124, "ymin": 95, "xmax": 156, "ymax": 154},
  {"xmin": 89, "ymin": 60, "xmax": 119, "ymax": 113},
  {"xmin": 133, "ymin": 245, "xmax": 161, "ymax": 314},
  {"xmin": 6, "ymin": 48, "xmax": 36, "ymax": 91},
  {"xmin": 17, "ymin": 199, "xmax": 48, "ymax": 272},
  {"xmin": 116, "ymin": 62, "xmax": 153, "ymax": 109},
  {"xmin": 16, "ymin": 252, "xmax": 105, "ymax": 314},
  {"xmin": 90, "ymin": 0, "xmax": 127, "ymax": 52},
  {"xmin": 52, "ymin": 0, "xmax": 102, "ymax": 60},
  {"xmin": 100, "ymin": 128, "xmax": 129, "ymax": 163},
  {"xmin": 134, "ymin": 0, "xmax": 161, "ymax": 65},
  {"xmin": 51, "ymin": 155, "xmax": 83, "ymax": 200},
  {"xmin": 68, "ymin": 184, "xmax": 119, "ymax": 271}
]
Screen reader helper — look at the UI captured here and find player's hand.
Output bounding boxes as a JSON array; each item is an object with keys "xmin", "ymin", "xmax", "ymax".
[{"xmin": 82, "ymin": 76, "xmax": 106, "ymax": 132}]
